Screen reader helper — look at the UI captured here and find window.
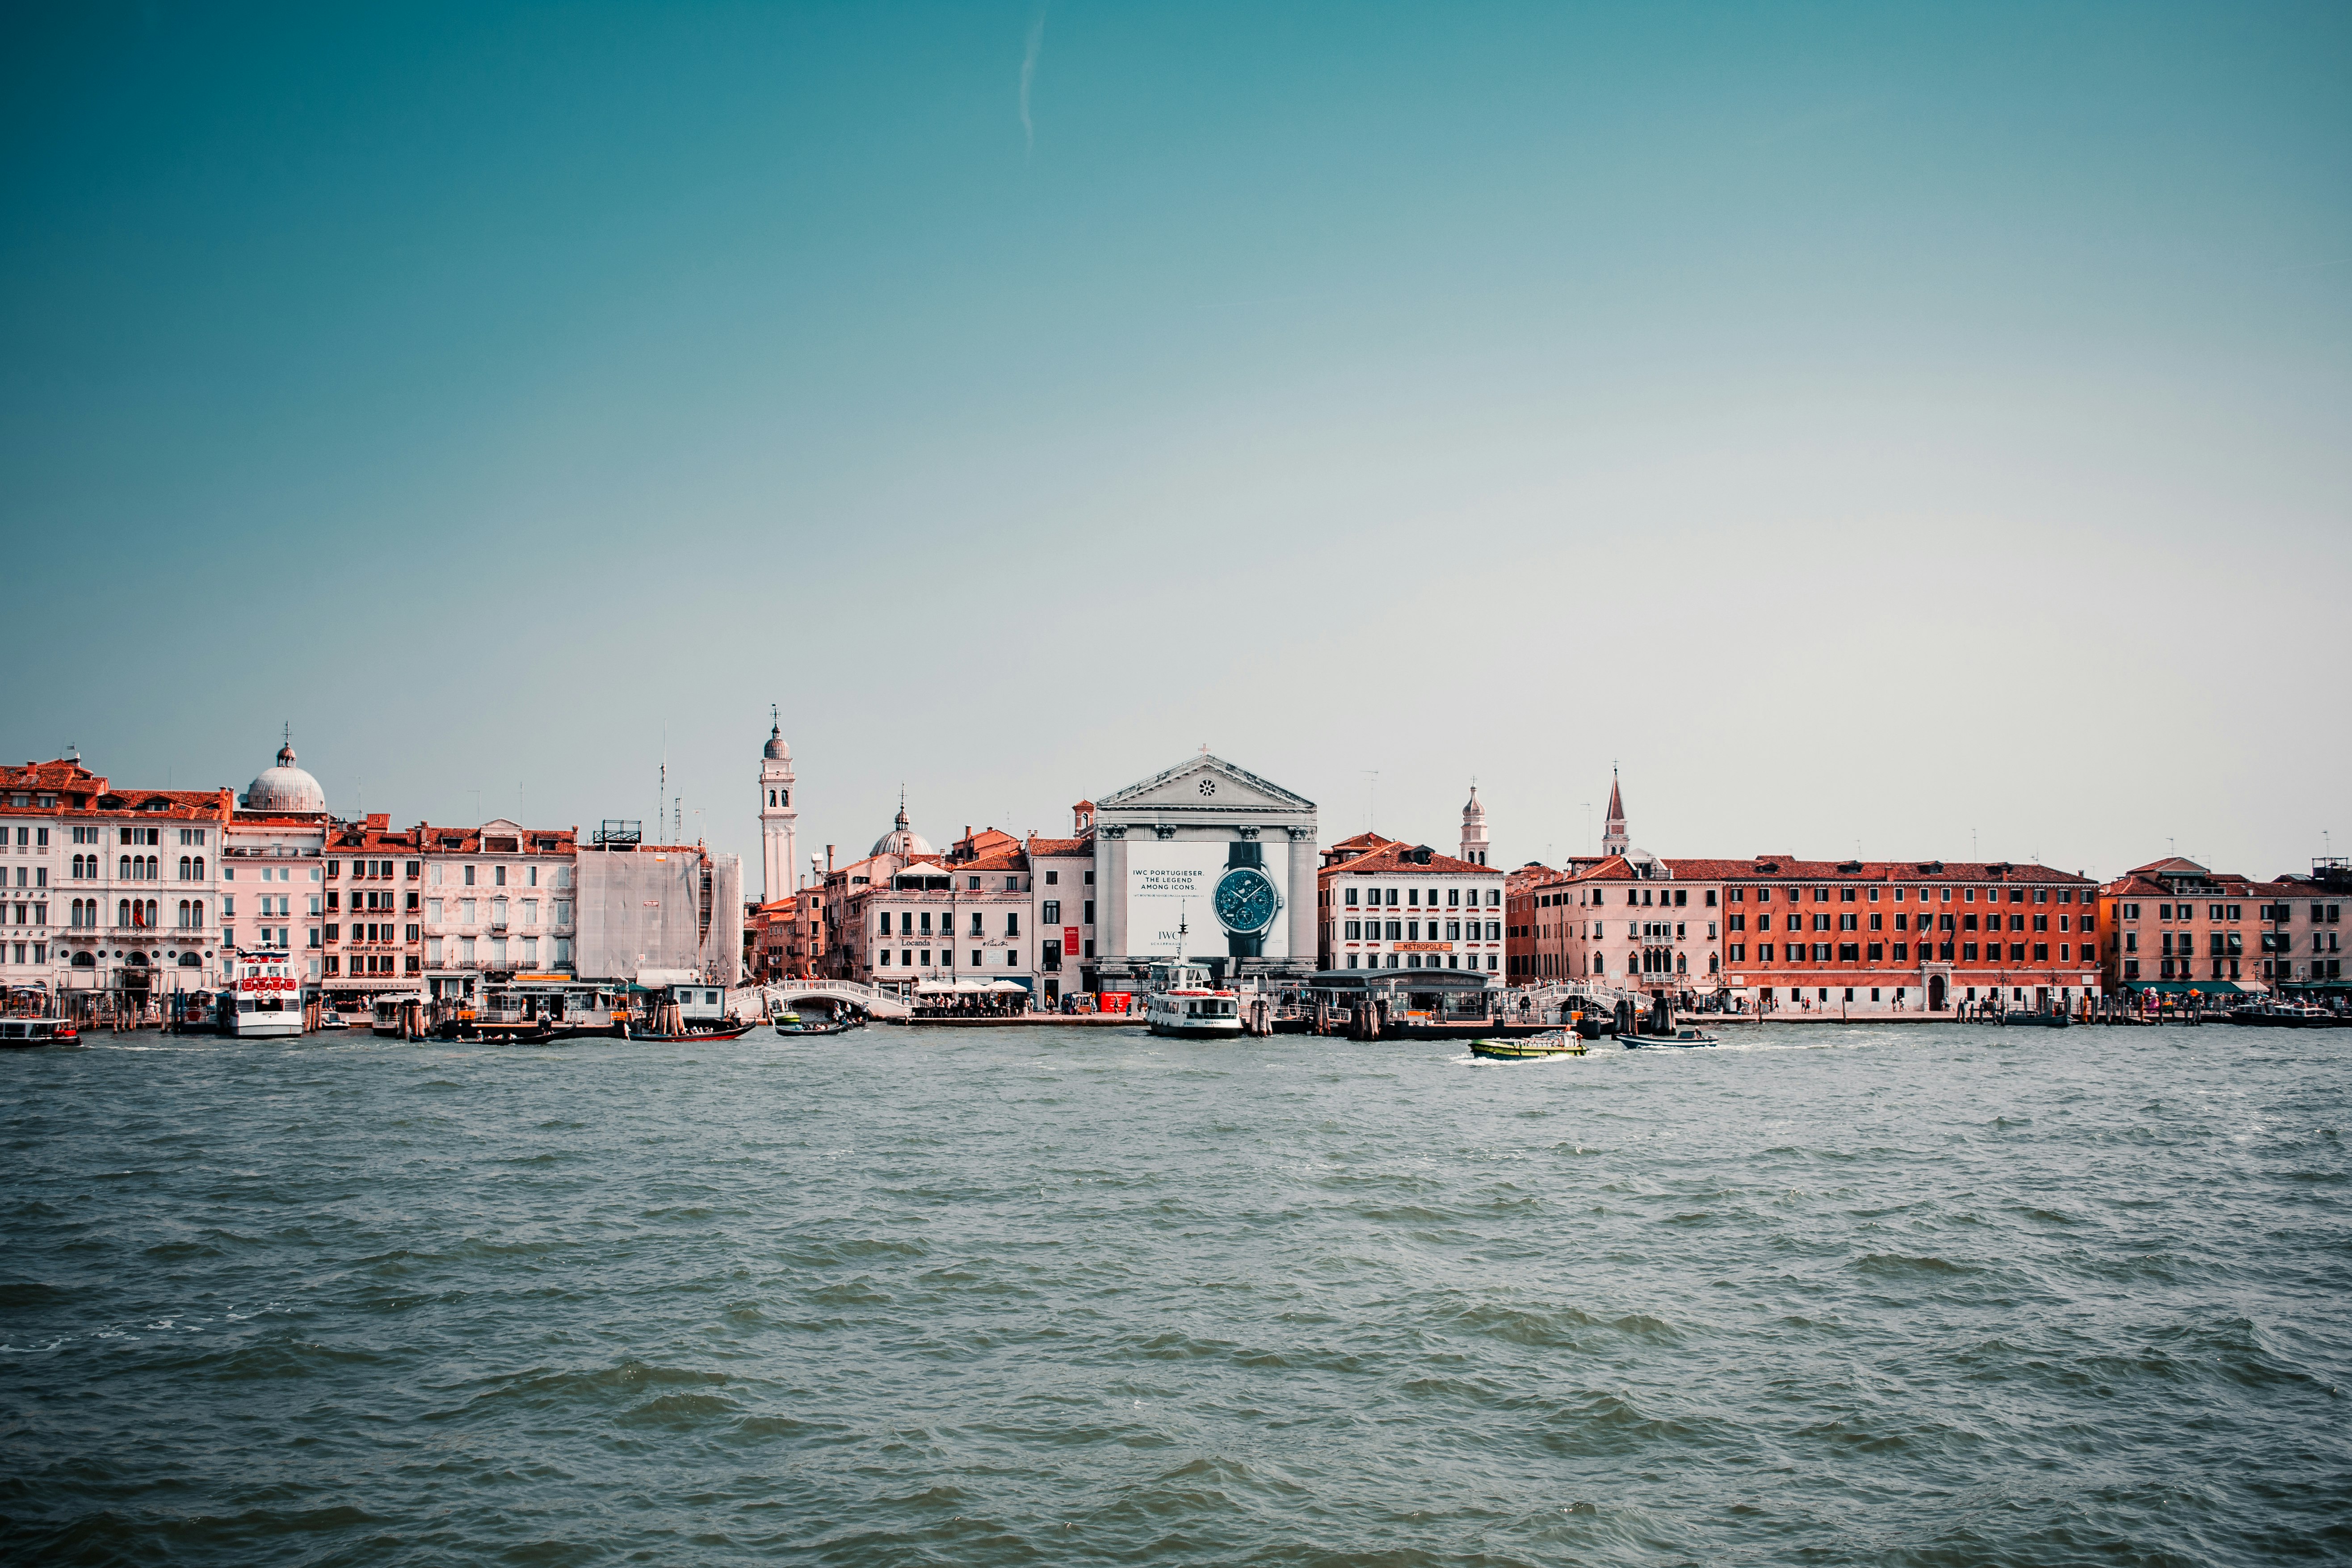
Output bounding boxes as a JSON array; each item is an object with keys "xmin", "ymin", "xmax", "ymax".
[
  {"xmin": 495, "ymin": 866, "xmax": 507, "ymax": 887},
  {"xmin": 1345, "ymin": 887, "xmax": 1360, "ymax": 907},
  {"xmin": 1042, "ymin": 900, "xmax": 1060, "ymax": 924}
]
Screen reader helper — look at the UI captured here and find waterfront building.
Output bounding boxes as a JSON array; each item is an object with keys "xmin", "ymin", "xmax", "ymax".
[
  {"xmin": 1088, "ymin": 753, "xmax": 1319, "ymax": 994},
  {"xmin": 2097, "ymin": 857, "xmax": 2344, "ymax": 1000},
  {"xmin": 416, "ymin": 820, "xmax": 580, "ymax": 1010},
  {"xmin": 1318, "ymin": 836, "xmax": 1505, "ymax": 974},
  {"xmin": 1026, "ymin": 807, "xmax": 1099, "ymax": 1005},
  {"xmin": 821, "ymin": 803, "xmax": 1041, "ymax": 992},
  {"xmin": 750, "ymin": 887, "xmax": 828, "ymax": 981},
  {"xmin": 321, "ymin": 815, "xmax": 424, "ymax": 1013},
  {"xmin": 223, "ymin": 739, "xmax": 332, "ymax": 994},
  {"xmin": 4, "ymin": 755, "xmax": 232, "ymax": 1009},
  {"xmin": 1507, "ymin": 849, "xmax": 1723, "ymax": 988},
  {"xmin": 757, "ymin": 714, "xmax": 798, "ymax": 905},
  {"xmin": 572, "ymin": 826, "xmax": 740, "ymax": 987},
  {"xmin": 1512, "ymin": 853, "xmax": 2100, "ymax": 1015}
]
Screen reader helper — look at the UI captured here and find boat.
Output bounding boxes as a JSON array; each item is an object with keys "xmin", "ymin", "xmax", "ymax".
[
  {"xmin": 1625, "ymin": 1026, "xmax": 1719, "ymax": 1049},
  {"xmin": 632, "ymin": 1020, "xmax": 760, "ymax": 1043},
  {"xmin": 1999, "ymin": 1009, "xmax": 2069, "ymax": 1028},
  {"xmin": 768, "ymin": 1003, "xmax": 863, "ymax": 1037},
  {"xmin": 1470, "ymin": 1031, "xmax": 1587, "ymax": 1060},
  {"xmin": 1571, "ymin": 1013, "xmax": 1613, "ymax": 1040},
  {"xmin": 315, "ymin": 1007, "xmax": 350, "ymax": 1031},
  {"xmin": 0, "ymin": 1017, "xmax": 79, "ymax": 1048},
  {"xmin": 220, "ymin": 951, "xmax": 305, "ymax": 1038},
  {"xmin": 1142, "ymin": 960, "xmax": 1243, "ymax": 1039}
]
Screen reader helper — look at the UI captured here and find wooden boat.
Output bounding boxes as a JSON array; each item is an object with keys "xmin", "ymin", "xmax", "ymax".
[
  {"xmin": 771, "ymin": 1017, "xmax": 859, "ymax": 1037},
  {"xmin": 1470, "ymin": 1032, "xmax": 1587, "ymax": 1060},
  {"xmin": 630, "ymin": 1021, "xmax": 760, "ymax": 1044}
]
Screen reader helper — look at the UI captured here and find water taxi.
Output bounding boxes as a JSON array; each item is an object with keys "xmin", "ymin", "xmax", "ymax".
[
  {"xmin": 1470, "ymin": 1032, "xmax": 1586, "ymax": 1060},
  {"xmin": 1143, "ymin": 961, "xmax": 1243, "ymax": 1039},
  {"xmin": 1625, "ymin": 1026, "xmax": 1719, "ymax": 1049},
  {"xmin": 221, "ymin": 952, "xmax": 305, "ymax": 1038},
  {"xmin": 0, "ymin": 1017, "xmax": 78, "ymax": 1048}
]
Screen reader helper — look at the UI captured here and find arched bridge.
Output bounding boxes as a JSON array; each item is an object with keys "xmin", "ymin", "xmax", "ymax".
[{"xmin": 754, "ymin": 979, "xmax": 914, "ymax": 1020}]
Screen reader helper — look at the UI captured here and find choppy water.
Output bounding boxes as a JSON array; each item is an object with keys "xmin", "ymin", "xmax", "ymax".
[{"xmin": 3, "ymin": 1022, "xmax": 2348, "ymax": 1566}]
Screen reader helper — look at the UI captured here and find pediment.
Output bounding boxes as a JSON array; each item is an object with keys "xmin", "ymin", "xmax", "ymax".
[{"xmin": 1097, "ymin": 754, "xmax": 1315, "ymax": 814}]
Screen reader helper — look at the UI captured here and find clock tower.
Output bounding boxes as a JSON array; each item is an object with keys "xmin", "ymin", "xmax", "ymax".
[{"xmin": 758, "ymin": 710, "xmax": 797, "ymax": 902}]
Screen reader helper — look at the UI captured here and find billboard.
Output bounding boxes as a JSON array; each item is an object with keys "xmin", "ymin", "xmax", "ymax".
[{"xmin": 1126, "ymin": 840, "xmax": 1289, "ymax": 959}]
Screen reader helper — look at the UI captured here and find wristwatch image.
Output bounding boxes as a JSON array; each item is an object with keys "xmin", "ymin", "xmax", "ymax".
[{"xmin": 1214, "ymin": 841, "xmax": 1283, "ymax": 958}]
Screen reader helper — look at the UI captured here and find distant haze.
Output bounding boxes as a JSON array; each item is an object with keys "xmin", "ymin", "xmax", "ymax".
[{"xmin": 3, "ymin": 4, "xmax": 2344, "ymax": 886}]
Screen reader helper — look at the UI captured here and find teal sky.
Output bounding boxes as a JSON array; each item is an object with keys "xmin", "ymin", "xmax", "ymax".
[{"xmin": 4, "ymin": 3, "xmax": 2347, "ymax": 882}]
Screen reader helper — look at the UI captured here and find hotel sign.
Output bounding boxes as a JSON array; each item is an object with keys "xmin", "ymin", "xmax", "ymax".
[{"xmin": 1395, "ymin": 942, "xmax": 1451, "ymax": 953}]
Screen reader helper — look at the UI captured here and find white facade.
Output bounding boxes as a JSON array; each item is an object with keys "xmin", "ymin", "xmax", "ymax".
[
  {"xmin": 1323, "ymin": 844, "xmax": 1507, "ymax": 975},
  {"xmin": 758, "ymin": 717, "xmax": 798, "ymax": 903}
]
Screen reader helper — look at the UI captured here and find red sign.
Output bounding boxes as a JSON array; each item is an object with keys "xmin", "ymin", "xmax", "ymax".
[{"xmin": 1063, "ymin": 926, "xmax": 1079, "ymax": 950}]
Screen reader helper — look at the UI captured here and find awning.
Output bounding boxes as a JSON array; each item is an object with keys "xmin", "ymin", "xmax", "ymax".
[{"xmin": 2121, "ymin": 980, "xmax": 2257, "ymax": 996}]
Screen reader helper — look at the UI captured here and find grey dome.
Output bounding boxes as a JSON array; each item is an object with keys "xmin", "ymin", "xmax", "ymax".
[
  {"xmin": 245, "ymin": 740, "xmax": 325, "ymax": 814},
  {"xmin": 764, "ymin": 721, "xmax": 790, "ymax": 760},
  {"xmin": 869, "ymin": 803, "xmax": 932, "ymax": 858}
]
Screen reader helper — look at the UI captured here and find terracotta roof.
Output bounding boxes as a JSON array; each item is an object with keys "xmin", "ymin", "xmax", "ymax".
[
  {"xmin": 1025, "ymin": 836, "xmax": 1091, "ymax": 856},
  {"xmin": 949, "ymin": 848, "xmax": 1029, "ymax": 874},
  {"xmin": 2126, "ymin": 856, "xmax": 2209, "ymax": 877},
  {"xmin": 1319, "ymin": 841, "xmax": 1498, "ymax": 880},
  {"xmin": 1517, "ymin": 856, "xmax": 2100, "ymax": 896},
  {"xmin": 1605, "ymin": 776, "xmax": 1624, "ymax": 821}
]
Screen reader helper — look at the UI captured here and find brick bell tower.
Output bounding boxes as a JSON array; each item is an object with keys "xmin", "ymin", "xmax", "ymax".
[{"xmin": 759, "ymin": 708, "xmax": 798, "ymax": 902}]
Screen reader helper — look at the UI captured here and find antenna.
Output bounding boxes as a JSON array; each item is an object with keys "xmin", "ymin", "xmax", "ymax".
[
  {"xmin": 1363, "ymin": 770, "xmax": 1378, "ymax": 833},
  {"xmin": 1582, "ymin": 802, "xmax": 1592, "ymax": 852}
]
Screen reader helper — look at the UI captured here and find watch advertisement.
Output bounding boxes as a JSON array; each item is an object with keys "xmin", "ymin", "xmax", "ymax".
[{"xmin": 1125, "ymin": 841, "xmax": 1289, "ymax": 959}]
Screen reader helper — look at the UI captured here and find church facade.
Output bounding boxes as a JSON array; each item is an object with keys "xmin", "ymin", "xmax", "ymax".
[{"xmin": 1088, "ymin": 753, "xmax": 1319, "ymax": 992}]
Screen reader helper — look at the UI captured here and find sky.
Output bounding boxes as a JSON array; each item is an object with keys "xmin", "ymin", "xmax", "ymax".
[{"xmin": 3, "ymin": 2, "xmax": 2346, "ymax": 888}]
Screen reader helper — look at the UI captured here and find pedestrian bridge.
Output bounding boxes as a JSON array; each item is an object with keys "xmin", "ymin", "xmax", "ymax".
[{"xmin": 753, "ymin": 979, "xmax": 914, "ymax": 1020}]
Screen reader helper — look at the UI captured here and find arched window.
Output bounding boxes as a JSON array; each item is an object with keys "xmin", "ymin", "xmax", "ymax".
[
  {"xmin": 192, "ymin": 900, "xmax": 205, "ymax": 926},
  {"xmin": 118, "ymin": 899, "xmax": 130, "ymax": 927},
  {"xmin": 180, "ymin": 856, "xmax": 192, "ymax": 880},
  {"xmin": 1709, "ymin": 953, "xmax": 1720, "ymax": 974},
  {"xmin": 780, "ymin": 790, "xmax": 788, "ymax": 807},
  {"xmin": 118, "ymin": 856, "xmax": 131, "ymax": 879},
  {"xmin": 1676, "ymin": 952, "xmax": 1688, "ymax": 974},
  {"xmin": 145, "ymin": 899, "xmax": 158, "ymax": 928},
  {"xmin": 71, "ymin": 951, "xmax": 94, "ymax": 968},
  {"xmin": 193, "ymin": 856, "xmax": 204, "ymax": 879},
  {"xmin": 146, "ymin": 856, "xmax": 159, "ymax": 879}
]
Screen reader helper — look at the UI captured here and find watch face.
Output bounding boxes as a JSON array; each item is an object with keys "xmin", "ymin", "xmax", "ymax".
[{"xmin": 1214, "ymin": 866, "xmax": 1280, "ymax": 937}]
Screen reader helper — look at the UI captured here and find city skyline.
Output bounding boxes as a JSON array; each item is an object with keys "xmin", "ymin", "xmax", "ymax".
[{"xmin": 4, "ymin": 4, "xmax": 2345, "ymax": 885}]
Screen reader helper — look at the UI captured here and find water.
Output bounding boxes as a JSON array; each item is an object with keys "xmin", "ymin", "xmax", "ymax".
[{"xmin": 2, "ymin": 1022, "xmax": 2347, "ymax": 1566}]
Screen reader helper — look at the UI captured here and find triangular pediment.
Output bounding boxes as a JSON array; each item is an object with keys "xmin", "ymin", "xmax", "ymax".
[{"xmin": 1097, "ymin": 754, "xmax": 1315, "ymax": 813}]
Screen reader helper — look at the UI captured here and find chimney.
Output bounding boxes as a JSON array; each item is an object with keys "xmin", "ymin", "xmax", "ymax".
[{"xmin": 826, "ymin": 844, "xmax": 835, "ymax": 873}]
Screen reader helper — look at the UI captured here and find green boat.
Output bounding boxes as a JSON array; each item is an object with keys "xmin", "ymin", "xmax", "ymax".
[{"xmin": 1470, "ymin": 1033, "xmax": 1588, "ymax": 1060}]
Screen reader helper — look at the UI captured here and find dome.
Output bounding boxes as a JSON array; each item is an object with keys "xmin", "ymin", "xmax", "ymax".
[
  {"xmin": 245, "ymin": 740, "xmax": 325, "ymax": 814},
  {"xmin": 1462, "ymin": 785, "xmax": 1485, "ymax": 820},
  {"xmin": 869, "ymin": 801, "xmax": 932, "ymax": 858},
  {"xmin": 764, "ymin": 720, "xmax": 790, "ymax": 760}
]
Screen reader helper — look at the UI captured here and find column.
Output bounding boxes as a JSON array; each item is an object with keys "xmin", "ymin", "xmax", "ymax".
[
  {"xmin": 1104, "ymin": 830, "xmax": 1127, "ymax": 961},
  {"xmin": 1287, "ymin": 825, "xmax": 1316, "ymax": 965}
]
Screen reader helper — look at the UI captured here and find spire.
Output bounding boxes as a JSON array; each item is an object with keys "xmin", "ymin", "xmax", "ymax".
[
  {"xmin": 1602, "ymin": 767, "xmax": 1629, "ymax": 856},
  {"xmin": 1459, "ymin": 781, "xmax": 1490, "ymax": 866}
]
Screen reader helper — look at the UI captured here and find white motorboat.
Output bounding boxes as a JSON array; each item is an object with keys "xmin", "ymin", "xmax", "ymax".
[{"xmin": 1142, "ymin": 961, "xmax": 1243, "ymax": 1039}]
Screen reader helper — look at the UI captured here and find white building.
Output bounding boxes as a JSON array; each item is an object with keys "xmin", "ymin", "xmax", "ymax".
[
  {"xmin": 5, "ymin": 755, "xmax": 233, "ymax": 1010},
  {"xmin": 1318, "ymin": 837, "xmax": 1506, "ymax": 974}
]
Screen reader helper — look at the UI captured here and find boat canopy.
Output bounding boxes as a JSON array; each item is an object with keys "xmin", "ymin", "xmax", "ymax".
[
  {"xmin": 633, "ymin": 967, "xmax": 702, "ymax": 989},
  {"xmin": 2119, "ymin": 980, "xmax": 2262, "ymax": 996}
]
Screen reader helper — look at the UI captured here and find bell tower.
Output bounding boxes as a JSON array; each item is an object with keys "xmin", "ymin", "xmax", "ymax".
[
  {"xmin": 1601, "ymin": 768, "xmax": 1629, "ymax": 857},
  {"xmin": 759, "ymin": 708, "xmax": 798, "ymax": 902},
  {"xmin": 1459, "ymin": 784, "xmax": 1489, "ymax": 866}
]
